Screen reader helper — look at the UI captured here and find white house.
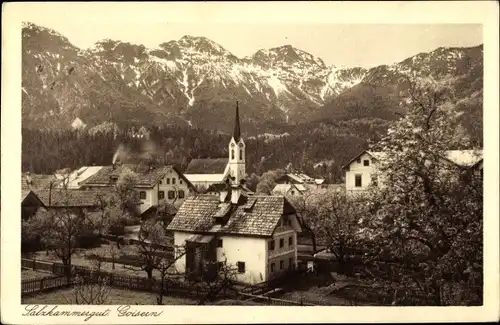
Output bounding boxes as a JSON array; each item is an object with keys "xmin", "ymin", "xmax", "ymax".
[
  {"xmin": 80, "ymin": 164, "xmax": 194, "ymax": 214},
  {"xmin": 272, "ymin": 183, "xmax": 309, "ymax": 197},
  {"xmin": 167, "ymin": 103, "xmax": 301, "ymax": 284},
  {"xmin": 342, "ymin": 149, "xmax": 483, "ymax": 192},
  {"xmin": 167, "ymin": 190, "xmax": 302, "ymax": 285},
  {"xmin": 275, "ymin": 172, "xmax": 325, "ymax": 188}
]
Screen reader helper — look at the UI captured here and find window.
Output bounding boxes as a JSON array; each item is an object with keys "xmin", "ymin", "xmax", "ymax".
[
  {"xmin": 139, "ymin": 191, "xmax": 146, "ymax": 200},
  {"xmin": 158, "ymin": 191, "xmax": 165, "ymax": 199},
  {"xmin": 231, "ymin": 149, "xmax": 235, "ymax": 160},
  {"xmin": 237, "ymin": 261, "xmax": 245, "ymax": 273},
  {"xmin": 280, "ymin": 260, "xmax": 284, "ymax": 270},
  {"xmin": 271, "ymin": 263, "xmax": 275, "ymax": 272},
  {"xmin": 279, "ymin": 238, "xmax": 284, "ymax": 248},
  {"xmin": 239, "ymin": 149, "xmax": 243, "ymax": 160},
  {"xmin": 172, "ymin": 178, "xmax": 176, "ymax": 185},
  {"xmin": 269, "ymin": 240, "xmax": 275, "ymax": 250},
  {"xmin": 355, "ymin": 174, "xmax": 362, "ymax": 187},
  {"xmin": 168, "ymin": 191, "xmax": 176, "ymax": 200},
  {"xmin": 289, "ymin": 236, "xmax": 293, "ymax": 247},
  {"xmin": 178, "ymin": 190, "xmax": 185, "ymax": 199},
  {"xmin": 159, "ymin": 180, "xmax": 162, "ymax": 184},
  {"xmin": 356, "ymin": 158, "xmax": 361, "ymax": 164},
  {"xmin": 363, "ymin": 159, "xmax": 370, "ymax": 166},
  {"xmin": 291, "ymin": 190, "xmax": 295, "ymax": 195},
  {"xmin": 166, "ymin": 178, "xmax": 170, "ymax": 185},
  {"xmin": 288, "ymin": 258, "xmax": 293, "ymax": 269},
  {"xmin": 217, "ymin": 239, "xmax": 223, "ymax": 248},
  {"xmin": 180, "ymin": 179, "xmax": 183, "ymax": 184}
]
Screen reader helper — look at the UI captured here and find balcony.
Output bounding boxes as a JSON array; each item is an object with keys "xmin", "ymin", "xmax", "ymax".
[
  {"xmin": 274, "ymin": 225, "xmax": 294, "ymax": 234},
  {"xmin": 268, "ymin": 246, "xmax": 295, "ymax": 259}
]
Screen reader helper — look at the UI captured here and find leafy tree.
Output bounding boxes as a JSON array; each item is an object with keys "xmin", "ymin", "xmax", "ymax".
[
  {"xmin": 256, "ymin": 169, "xmax": 286, "ymax": 194},
  {"xmin": 361, "ymin": 74, "xmax": 483, "ymax": 305}
]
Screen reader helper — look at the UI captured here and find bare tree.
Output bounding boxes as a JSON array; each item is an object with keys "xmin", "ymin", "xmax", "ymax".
[
  {"xmin": 62, "ymin": 254, "xmax": 111, "ymax": 305},
  {"xmin": 154, "ymin": 245, "xmax": 186, "ymax": 305},
  {"xmin": 195, "ymin": 256, "xmax": 238, "ymax": 305}
]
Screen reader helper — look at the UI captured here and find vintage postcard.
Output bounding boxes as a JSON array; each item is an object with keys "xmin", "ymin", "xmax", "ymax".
[{"xmin": 1, "ymin": 1, "xmax": 499, "ymax": 324}]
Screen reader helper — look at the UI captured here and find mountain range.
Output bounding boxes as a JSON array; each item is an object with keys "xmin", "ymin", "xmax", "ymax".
[{"xmin": 22, "ymin": 22, "xmax": 483, "ymax": 139}]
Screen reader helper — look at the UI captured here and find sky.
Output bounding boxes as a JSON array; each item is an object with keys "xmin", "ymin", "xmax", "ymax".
[{"xmin": 17, "ymin": 3, "xmax": 483, "ymax": 68}]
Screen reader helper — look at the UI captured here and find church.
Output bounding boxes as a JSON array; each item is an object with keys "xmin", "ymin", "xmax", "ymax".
[
  {"xmin": 168, "ymin": 102, "xmax": 302, "ymax": 284},
  {"xmin": 184, "ymin": 102, "xmax": 247, "ymax": 190}
]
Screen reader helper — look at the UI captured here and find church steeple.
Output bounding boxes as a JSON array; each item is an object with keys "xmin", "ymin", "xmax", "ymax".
[
  {"xmin": 228, "ymin": 101, "xmax": 245, "ymax": 192},
  {"xmin": 233, "ymin": 101, "xmax": 241, "ymax": 142}
]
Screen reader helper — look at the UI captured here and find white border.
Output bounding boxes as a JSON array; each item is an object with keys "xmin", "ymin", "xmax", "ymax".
[{"xmin": 2, "ymin": 2, "xmax": 499, "ymax": 324}]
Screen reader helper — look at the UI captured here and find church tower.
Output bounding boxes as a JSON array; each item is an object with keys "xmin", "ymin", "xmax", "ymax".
[{"xmin": 228, "ymin": 101, "xmax": 246, "ymax": 187}]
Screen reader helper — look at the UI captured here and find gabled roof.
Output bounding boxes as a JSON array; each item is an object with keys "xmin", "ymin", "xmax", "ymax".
[
  {"xmin": 80, "ymin": 164, "xmax": 193, "ymax": 189},
  {"xmin": 184, "ymin": 158, "xmax": 228, "ymax": 175},
  {"xmin": 341, "ymin": 150, "xmax": 386, "ymax": 170},
  {"xmin": 22, "ymin": 190, "xmax": 45, "ymax": 206},
  {"xmin": 206, "ymin": 182, "xmax": 254, "ymax": 194},
  {"xmin": 35, "ymin": 188, "xmax": 107, "ymax": 207},
  {"xmin": 62, "ymin": 166, "xmax": 103, "ymax": 189},
  {"xmin": 167, "ymin": 194, "xmax": 296, "ymax": 237}
]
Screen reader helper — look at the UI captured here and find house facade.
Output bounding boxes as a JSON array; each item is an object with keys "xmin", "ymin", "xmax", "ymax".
[
  {"xmin": 167, "ymin": 192, "xmax": 301, "ymax": 284},
  {"xmin": 80, "ymin": 164, "xmax": 194, "ymax": 214},
  {"xmin": 167, "ymin": 103, "xmax": 301, "ymax": 284},
  {"xmin": 342, "ymin": 149, "xmax": 483, "ymax": 192}
]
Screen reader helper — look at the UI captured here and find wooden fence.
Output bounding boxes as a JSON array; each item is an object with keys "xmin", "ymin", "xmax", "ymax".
[
  {"xmin": 21, "ymin": 258, "xmax": 321, "ymax": 305},
  {"xmin": 238, "ymin": 292, "xmax": 317, "ymax": 306},
  {"xmin": 22, "ymin": 275, "xmax": 70, "ymax": 295}
]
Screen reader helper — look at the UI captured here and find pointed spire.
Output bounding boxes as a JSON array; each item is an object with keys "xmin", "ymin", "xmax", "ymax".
[{"xmin": 233, "ymin": 101, "xmax": 241, "ymax": 142}]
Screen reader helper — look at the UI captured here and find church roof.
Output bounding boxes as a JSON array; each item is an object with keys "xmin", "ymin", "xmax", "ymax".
[
  {"xmin": 233, "ymin": 101, "xmax": 241, "ymax": 142},
  {"xmin": 185, "ymin": 158, "xmax": 228, "ymax": 174},
  {"xmin": 167, "ymin": 194, "xmax": 296, "ymax": 237}
]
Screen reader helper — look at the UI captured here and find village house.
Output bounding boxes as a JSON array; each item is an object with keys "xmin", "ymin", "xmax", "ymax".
[
  {"xmin": 275, "ymin": 172, "xmax": 325, "ymax": 188},
  {"xmin": 342, "ymin": 149, "xmax": 483, "ymax": 192},
  {"xmin": 79, "ymin": 164, "xmax": 194, "ymax": 214},
  {"xmin": 272, "ymin": 183, "xmax": 309, "ymax": 197},
  {"xmin": 56, "ymin": 166, "xmax": 104, "ymax": 189},
  {"xmin": 167, "ymin": 103, "xmax": 302, "ymax": 285}
]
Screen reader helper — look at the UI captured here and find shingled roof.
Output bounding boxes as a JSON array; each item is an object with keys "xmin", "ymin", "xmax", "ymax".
[
  {"xmin": 167, "ymin": 194, "xmax": 296, "ymax": 237},
  {"xmin": 185, "ymin": 158, "xmax": 228, "ymax": 174},
  {"xmin": 22, "ymin": 173, "xmax": 58, "ymax": 191},
  {"xmin": 80, "ymin": 164, "xmax": 193, "ymax": 188},
  {"xmin": 34, "ymin": 188, "xmax": 107, "ymax": 207}
]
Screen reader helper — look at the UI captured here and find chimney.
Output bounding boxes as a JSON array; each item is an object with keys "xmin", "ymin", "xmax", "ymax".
[
  {"xmin": 25, "ymin": 173, "xmax": 32, "ymax": 186},
  {"xmin": 231, "ymin": 186, "xmax": 241, "ymax": 204}
]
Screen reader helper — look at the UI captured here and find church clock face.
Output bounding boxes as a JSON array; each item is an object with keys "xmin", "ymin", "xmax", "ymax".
[
  {"xmin": 231, "ymin": 143, "xmax": 235, "ymax": 147},
  {"xmin": 238, "ymin": 143, "xmax": 244, "ymax": 148}
]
